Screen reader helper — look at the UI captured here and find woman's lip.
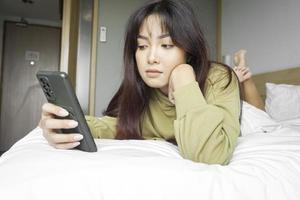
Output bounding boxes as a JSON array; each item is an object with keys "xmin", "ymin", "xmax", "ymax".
[
  {"xmin": 145, "ymin": 69, "xmax": 162, "ymax": 78},
  {"xmin": 146, "ymin": 69, "xmax": 162, "ymax": 73}
]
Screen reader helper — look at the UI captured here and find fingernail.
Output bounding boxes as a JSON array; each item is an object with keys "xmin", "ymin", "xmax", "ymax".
[
  {"xmin": 59, "ymin": 109, "xmax": 68, "ymax": 116},
  {"xmin": 73, "ymin": 142, "xmax": 80, "ymax": 147},
  {"xmin": 73, "ymin": 134, "xmax": 83, "ymax": 141},
  {"xmin": 68, "ymin": 120, "xmax": 78, "ymax": 128}
]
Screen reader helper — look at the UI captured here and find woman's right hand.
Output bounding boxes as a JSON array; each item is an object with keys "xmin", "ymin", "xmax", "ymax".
[
  {"xmin": 234, "ymin": 65, "xmax": 252, "ymax": 83},
  {"xmin": 39, "ymin": 103, "xmax": 83, "ymax": 149}
]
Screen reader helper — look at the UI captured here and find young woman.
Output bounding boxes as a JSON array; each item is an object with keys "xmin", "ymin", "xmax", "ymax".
[
  {"xmin": 233, "ymin": 50, "xmax": 265, "ymax": 110},
  {"xmin": 39, "ymin": 0, "xmax": 241, "ymax": 165}
]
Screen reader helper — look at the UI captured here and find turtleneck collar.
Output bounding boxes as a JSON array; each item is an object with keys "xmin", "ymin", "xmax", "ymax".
[{"xmin": 150, "ymin": 89, "xmax": 175, "ymax": 116}]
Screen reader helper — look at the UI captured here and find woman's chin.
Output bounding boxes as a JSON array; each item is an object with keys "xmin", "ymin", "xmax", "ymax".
[{"xmin": 145, "ymin": 81, "xmax": 165, "ymax": 88}]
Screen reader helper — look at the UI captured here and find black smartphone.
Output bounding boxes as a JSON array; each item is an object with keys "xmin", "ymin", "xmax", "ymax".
[{"xmin": 36, "ymin": 71, "xmax": 97, "ymax": 152}]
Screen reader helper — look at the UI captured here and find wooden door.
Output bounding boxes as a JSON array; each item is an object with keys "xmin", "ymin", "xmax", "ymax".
[{"xmin": 0, "ymin": 22, "xmax": 60, "ymax": 151}]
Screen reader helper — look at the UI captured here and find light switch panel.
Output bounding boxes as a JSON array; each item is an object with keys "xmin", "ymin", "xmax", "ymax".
[{"xmin": 100, "ymin": 26, "xmax": 107, "ymax": 42}]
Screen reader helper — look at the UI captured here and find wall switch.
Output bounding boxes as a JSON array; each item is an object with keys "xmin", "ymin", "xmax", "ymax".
[{"xmin": 100, "ymin": 26, "xmax": 107, "ymax": 42}]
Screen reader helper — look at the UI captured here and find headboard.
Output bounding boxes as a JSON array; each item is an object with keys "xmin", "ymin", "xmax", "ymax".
[{"xmin": 252, "ymin": 67, "xmax": 300, "ymax": 100}]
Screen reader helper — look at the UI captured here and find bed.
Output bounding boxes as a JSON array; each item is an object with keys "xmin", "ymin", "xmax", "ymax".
[
  {"xmin": 252, "ymin": 66, "xmax": 300, "ymax": 132},
  {"xmin": 0, "ymin": 67, "xmax": 300, "ymax": 200},
  {"xmin": 252, "ymin": 66, "xmax": 300, "ymax": 100}
]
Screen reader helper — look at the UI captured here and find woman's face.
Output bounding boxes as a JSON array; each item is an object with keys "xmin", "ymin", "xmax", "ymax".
[{"xmin": 135, "ymin": 14, "xmax": 186, "ymax": 94}]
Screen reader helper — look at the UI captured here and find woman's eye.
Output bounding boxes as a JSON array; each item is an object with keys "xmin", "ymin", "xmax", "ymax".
[
  {"xmin": 138, "ymin": 45, "xmax": 147, "ymax": 50},
  {"xmin": 161, "ymin": 44, "xmax": 174, "ymax": 49}
]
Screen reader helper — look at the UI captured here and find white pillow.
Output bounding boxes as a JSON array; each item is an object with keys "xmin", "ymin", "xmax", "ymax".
[
  {"xmin": 241, "ymin": 101, "xmax": 280, "ymax": 136},
  {"xmin": 265, "ymin": 83, "xmax": 300, "ymax": 121}
]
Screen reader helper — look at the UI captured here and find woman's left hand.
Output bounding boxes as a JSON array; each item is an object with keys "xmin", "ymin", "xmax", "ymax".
[{"xmin": 168, "ymin": 64, "xmax": 196, "ymax": 104}]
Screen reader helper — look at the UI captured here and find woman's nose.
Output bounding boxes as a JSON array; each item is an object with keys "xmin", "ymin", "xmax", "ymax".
[{"xmin": 147, "ymin": 47, "xmax": 159, "ymax": 64}]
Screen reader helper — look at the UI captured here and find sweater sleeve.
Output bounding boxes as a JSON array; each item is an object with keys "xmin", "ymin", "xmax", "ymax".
[
  {"xmin": 173, "ymin": 71, "xmax": 240, "ymax": 165},
  {"xmin": 85, "ymin": 115, "xmax": 117, "ymax": 139}
]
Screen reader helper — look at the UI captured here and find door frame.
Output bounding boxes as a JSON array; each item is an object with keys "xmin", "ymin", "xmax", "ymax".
[{"xmin": 60, "ymin": 0, "xmax": 98, "ymax": 115}]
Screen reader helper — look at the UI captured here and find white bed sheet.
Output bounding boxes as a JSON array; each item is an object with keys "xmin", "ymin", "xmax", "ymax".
[
  {"xmin": 1, "ymin": 126, "xmax": 300, "ymax": 200},
  {"xmin": 278, "ymin": 118, "xmax": 300, "ymax": 132}
]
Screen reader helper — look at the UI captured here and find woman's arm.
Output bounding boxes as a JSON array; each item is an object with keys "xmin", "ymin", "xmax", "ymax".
[
  {"xmin": 233, "ymin": 50, "xmax": 265, "ymax": 110},
  {"xmin": 169, "ymin": 64, "xmax": 240, "ymax": 165},
  {"xmin": 85, "ymin": 115, "xmax": 117, "ymax": 139},
  {"xmin": 241, "ymin": 78, "xmax": 265, "ymax": 110}
]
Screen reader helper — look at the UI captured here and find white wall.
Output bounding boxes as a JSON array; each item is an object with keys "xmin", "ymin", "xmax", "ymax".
[
  {"xmin": 95, "ymin": 0, "xmax": 146, "ymax": 116},
  {"xmin": 222, "ymin": 0, "xmax": 300, "ymax": 74},
  {"xmin": 95, "ymin": 0, "xmax": 216, "ymax": 116}
]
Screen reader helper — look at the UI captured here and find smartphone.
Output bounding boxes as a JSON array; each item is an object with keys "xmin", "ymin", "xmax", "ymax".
[{"xmin": 36, "ymin": 71, "xmax": 97, "ymax": 152}]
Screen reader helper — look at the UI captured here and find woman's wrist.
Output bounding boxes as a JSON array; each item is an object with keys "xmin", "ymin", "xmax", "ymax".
[{"xmin": 242, "ymin": 77, "xmax": 254, "ymax": 85}]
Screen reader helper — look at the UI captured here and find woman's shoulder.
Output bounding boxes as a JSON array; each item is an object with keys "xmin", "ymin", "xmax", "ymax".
[
  {"xmin": 203, "ymin": 63, "xmax": 239, "ymax": 101},
  {"xmin": 206, "ymin": 62, "xmax": 237, "ymax": 88},
  {"xmin": 208, "ymin": 62, "xmax": 230, "ymax": 79}
]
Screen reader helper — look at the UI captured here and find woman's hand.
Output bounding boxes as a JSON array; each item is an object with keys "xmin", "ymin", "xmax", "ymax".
[
  {"xmin": 39, "ymin": 103, "xmax": 83, "ymax": 149},
  {"xmin": 234, "ymin": 66, "xmax": 252, "ymax": 82},
  {"xmin": 168, "ymin": 64, "xmax": 196, "ymax": 104},
  {"xmin": 233, "ymin": 49, "xmax": 252, "ymax": 83}
]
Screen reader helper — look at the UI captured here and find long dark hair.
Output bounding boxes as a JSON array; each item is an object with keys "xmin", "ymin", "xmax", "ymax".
[{"xmin": 104, "ymin": 0, "xmax": 233, "ymax": 139}]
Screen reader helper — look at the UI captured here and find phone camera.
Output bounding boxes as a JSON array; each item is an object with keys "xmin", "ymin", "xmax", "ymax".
[{"xmin": 39, "ymin": 77, "xmax": 56, "ymax": 101}]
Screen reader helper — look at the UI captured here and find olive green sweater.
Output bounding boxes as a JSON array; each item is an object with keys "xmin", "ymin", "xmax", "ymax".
[{"xmin": 86, "ymin": 64, "xmax": 241, "ymax": 165}]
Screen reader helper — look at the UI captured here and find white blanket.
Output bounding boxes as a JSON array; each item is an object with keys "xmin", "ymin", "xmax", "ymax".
[
  {"xmin": 279, "ymin": 118, "xmax": 300, "ymax": 133},
  {"xmin": 1, "ymin": 126, "xmax": 300, "ymax": 200}
]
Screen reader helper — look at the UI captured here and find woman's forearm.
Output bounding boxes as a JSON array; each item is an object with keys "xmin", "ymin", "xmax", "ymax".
[{"xmin": 242, "ymin": 78, "xmax": 265, "ymax": 110}]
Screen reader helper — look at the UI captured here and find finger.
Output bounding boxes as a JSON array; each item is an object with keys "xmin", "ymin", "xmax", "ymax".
[
  {"xmin": 41, "ymin": 118, "xmax": 78, "ymax": 130},
  {"xmin": 168, "ymin": 80, "xmax": 175, "ymax": 104},
  {"xmin": 235, "ymin": 65, "xmax": 248, "ymax": 70},
  {"xmin": 53, "ymin": 142, "xmax": 81, "ymax": 150},
  {"xmin": 242, "ymin": 68, "xmax": 250, "ymax": 75},
  {"xmin": 240, "ymin": 67, "xmax": 249, "ymax": 74},
  {"xmin": 48, "ymin": 132, "xmax": 83, "ymax": 144},
  {"xmin": 234, "ymin": 67, "xmax": 242, "ymax": 72},
  {"xmin": 39, "ymin": 114, "xmax": 51, "ymax": 129},
  {"xmin": 42, "ymin": 103, "xmax": 69, "ymax": 117},
  {"xmin": 168, "ymin": 92, "xmax": 175, "ymax": 104},
  {"xmin": 235, "ymin": 69, "xmax": 243, "ymax": 76},
  {"xmin": 42, "ymin": 128, "xmax": 61, "ymax": 146},
  {"xmin": 233, "ymin": 70, "xmax": 242, "ymax": 77},
  {"xmin": 239, "ymin": 66, "xmax": 248, "ymax": 71},
  {"xmin": 244, "ymin": 71, "xmax": 252, "ymax": 78}
]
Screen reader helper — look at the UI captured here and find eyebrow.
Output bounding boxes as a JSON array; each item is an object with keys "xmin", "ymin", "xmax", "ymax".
[{"xmin": 137, "ymin": 33, "xmax": 170, "ymax": 40}]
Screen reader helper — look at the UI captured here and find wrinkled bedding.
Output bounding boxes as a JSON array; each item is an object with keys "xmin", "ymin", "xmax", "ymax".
[{"xmin": 1, "ymin": 125, "xmax": 300, "ymax": 200}]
